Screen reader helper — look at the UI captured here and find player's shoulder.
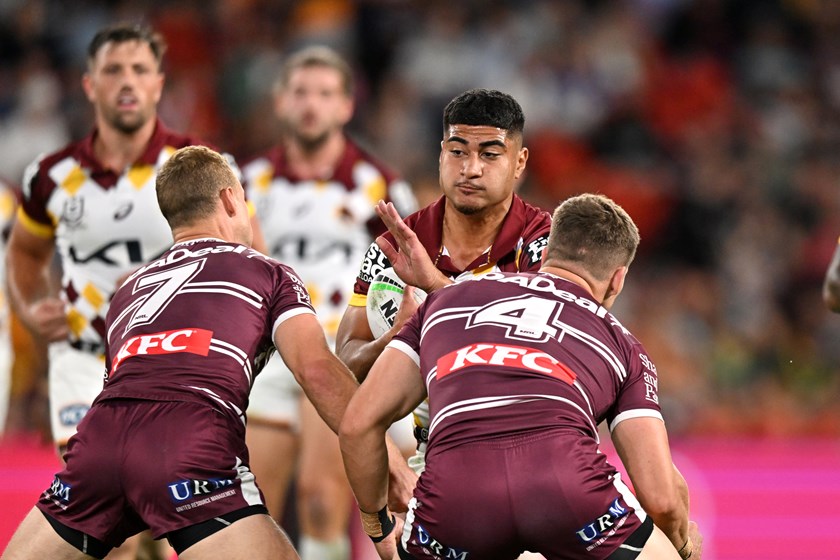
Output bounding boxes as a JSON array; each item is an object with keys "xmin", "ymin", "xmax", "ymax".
[{"xmin": 516, "ymin": 195, "xmax": 552, "ymax": 234}]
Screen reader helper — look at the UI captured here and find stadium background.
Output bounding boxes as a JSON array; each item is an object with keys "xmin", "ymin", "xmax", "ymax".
[{"xmin": 1, "ymin": 0, "xmax": 840, "ymax": 558}]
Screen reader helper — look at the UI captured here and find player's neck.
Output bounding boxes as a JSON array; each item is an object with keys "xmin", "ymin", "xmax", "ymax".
[
  {"xmin": 285, "ymin": 132, "xmax": 346, "ymax": 180},
  {"xmin": 92, "ymin": 117, "xmax": 157, "ymax": 174},
  {"xmin": 441, "ymin": 197, "xmax": 510, "ymax": 269}
]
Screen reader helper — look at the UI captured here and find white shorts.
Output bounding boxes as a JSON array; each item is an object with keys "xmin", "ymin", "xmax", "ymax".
[
  {"xmin": 247, "ymin": 353, "xmax": 302, "ymax": 429},
  {"xmin": 48, "ymin": 342, "xmax": 107, "ymax": 446}
]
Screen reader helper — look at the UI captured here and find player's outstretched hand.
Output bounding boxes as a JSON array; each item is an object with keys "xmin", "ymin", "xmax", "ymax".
[{"xmin": 375, "ymin": 200, "xmax": 450, "ymax": 293}]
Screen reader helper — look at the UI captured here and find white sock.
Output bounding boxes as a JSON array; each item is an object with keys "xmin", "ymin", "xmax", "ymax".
[{"xmin": 299, "ymin": 535, "xmax": 350, "ymax": 560}]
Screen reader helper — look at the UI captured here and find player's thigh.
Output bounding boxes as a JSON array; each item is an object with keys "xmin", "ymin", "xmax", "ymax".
[
  {"xmin": 2, "ymin": 507, "xmax": 91, "ymax": 560},
  {"xmin": 245, "ymin": 422, "xmax": 298, "ymax": 517},
  {"xmin": 634, "ymin": 524, "xmax": 681, "ymax": 560},
  {"xmin": 298, "ymin": 395, "xmax": 346, "ymax": 482},
  {"xmin": 178, "ymin": 514, "xmax": 298, "ymax": 560}
]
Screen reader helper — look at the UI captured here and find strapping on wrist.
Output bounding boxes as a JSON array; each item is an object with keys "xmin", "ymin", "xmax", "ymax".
[
  {"xmin": 360, "ymin": 506, "xmax": 395, "ymax": 543},
  {"xmin": 678, "ymin": 537, "xmax": 693, "ymax": 560}
]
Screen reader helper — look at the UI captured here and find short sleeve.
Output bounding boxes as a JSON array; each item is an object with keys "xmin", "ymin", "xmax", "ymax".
[
  {"xmin": 607, "ymin": 344, "xmax": 663, "ymax": 431},
  {"xmin": 270, "ymin": 263, "xmax": 316, "ymax": 334}
]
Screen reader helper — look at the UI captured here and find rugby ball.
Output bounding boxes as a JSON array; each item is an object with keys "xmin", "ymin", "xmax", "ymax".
[{"xmin": 366, "ymin": 268, "xmax": 427, "ymax": 339}]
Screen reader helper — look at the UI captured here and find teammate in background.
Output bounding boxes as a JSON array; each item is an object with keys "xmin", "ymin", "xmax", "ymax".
[
  {"xmin": 340, "ymin": 193, "xmax": 704, "ymax": 560},
  {"xmin": 1, "ymin": 146, "xmax": 347, "ymax": 559},
  {"xmin": 4, "ymin": 23, "xmax": 265, "ymax": 559},
  {"xmin": 822, "ymin": 239, "xmax": 840, "ymax": 312},
  {"xmin": 241, "ymin": 46, "xmax": 416, "ymax": 559},
  {"xmin": 335, "ymin": 88, "xmax": 551, "ymax": 473}
]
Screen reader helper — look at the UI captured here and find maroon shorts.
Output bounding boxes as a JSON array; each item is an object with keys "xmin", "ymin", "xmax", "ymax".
[
  {"xmin": 401, "ymin": 429, "xmax": 650, "ymax": 560},
  {"xmin": 37, "ymin": 399, "xmax": 265, "ymax": 547}
]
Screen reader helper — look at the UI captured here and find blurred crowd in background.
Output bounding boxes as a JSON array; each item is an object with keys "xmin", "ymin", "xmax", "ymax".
[{"xmin": 2, "ymin": 0, "xmax": 840, "ymax": 439}]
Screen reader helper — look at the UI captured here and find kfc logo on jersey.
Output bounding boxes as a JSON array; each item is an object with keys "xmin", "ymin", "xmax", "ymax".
[
  {"xmin": 111, "ymin": 328, "xmax": 213, "ymax": 373},
  {"xmin": 436, "ymin": 342, "xmax": 577, "ymax": 385}
]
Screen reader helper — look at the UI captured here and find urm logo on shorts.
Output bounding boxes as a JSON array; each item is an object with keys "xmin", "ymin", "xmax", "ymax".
[
  {"xmin": 415, "ymin": 524, "xmax": 469, "ymax": 559},
  {"xmin": 59, "ymin": 404, "xmax": 90, "ymax": 426},
  {"xmin": 576, "ymin": 498, "xmax": 628, "ymax": 543},
  {"xmin": 47, "ymin": 476, "xmax": 72, "ymax": 503},
  {"xmin": 168, "ymin": 478, "xmax": 235, "ymax": 502}
]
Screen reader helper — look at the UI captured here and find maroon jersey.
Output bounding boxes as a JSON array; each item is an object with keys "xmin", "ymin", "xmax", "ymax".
[
  {"xmin": 390, "ymin": 271, "xmax": 662, "ymax": 451},
  {"xmin": 101, "ymin": 237, "xmax": 315, "ymax": 422},
  {"xmin": 349, "ymin": 194, "xmax": 550, "ymax": 305}
]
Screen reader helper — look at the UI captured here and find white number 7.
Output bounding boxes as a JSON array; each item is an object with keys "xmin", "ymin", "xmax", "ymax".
[{"xmin": 122, "ymin": 259, "xmax": 206, "ymax": 334}]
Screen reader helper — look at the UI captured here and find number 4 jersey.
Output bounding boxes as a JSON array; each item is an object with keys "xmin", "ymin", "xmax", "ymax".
[{"xmin": 388, "ymin": 271, "xmax": 663, "ymax": 452}]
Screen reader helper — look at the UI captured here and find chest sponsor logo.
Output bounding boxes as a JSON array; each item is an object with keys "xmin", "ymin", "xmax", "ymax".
[
  {"xmin": 58, "ymin": 403, "xmax": 90, "ymax": 426},
  {"xmin": 46, "ymin": 476, "xmax": 72, "ymax": 503},
  {"xmin": 415, "ymin": 524, "xmax": 469, "ymax": 559},
  {"xmin": 111, "ymin": 328, "xmax": 213, "ymax": 372},
  {"xmin": 69, "ymin": 239, "xmax": 144, "ymax": 265},
  {"xmin": 436, "ymin": 342, "xmax": 577, "ymax": 385},
  {"xmin": 359, "ymin": 243, "xmax": 390, "ymax": 285},
  {"xmin": 576, "ymin": 498, "xmax": 629, "ymax": 549}
]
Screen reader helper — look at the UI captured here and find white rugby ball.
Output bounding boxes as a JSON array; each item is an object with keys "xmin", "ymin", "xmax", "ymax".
[{"xmin": 366, "ymin": 268, "xmax": 427, "ymax": 339}]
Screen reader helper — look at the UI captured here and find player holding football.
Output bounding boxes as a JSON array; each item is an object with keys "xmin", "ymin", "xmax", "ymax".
[
  {"xmin": 335, "ymin": 88, "xmax": 551, "ymax": 473},
  {"xmin": 340, "ymin": 193, "xmax": 704, "ymax": 560}
]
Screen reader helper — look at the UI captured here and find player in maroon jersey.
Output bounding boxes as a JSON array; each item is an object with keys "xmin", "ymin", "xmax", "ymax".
[
  {"xmin": 340, "ymin": 194, "xmax": 703, "ymax": 560},
  {"xmin": 1, "ymin": 146, "xmax": 414, "ymax": 560},
  {"xmin": 335, "ymin": 89, "xmax": 551, "ymax": 476}
]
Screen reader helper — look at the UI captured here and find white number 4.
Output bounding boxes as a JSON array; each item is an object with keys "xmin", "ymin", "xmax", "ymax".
[{"xmin": 467, "ymin": 295, "xmax": 560, "ymax": 342}]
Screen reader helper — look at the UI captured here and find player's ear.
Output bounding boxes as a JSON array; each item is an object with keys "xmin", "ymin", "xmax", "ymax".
[
  {"xmin": 219, "ymin": 186, "xmax": 237, "ymax": 216},
  {"xmin": 602, "ymin": 266, "xmax": 627, "ymax": 308}
]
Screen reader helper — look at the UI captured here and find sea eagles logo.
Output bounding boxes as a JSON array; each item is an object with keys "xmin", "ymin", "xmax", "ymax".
[{"xmin": 60, "ymin": 197, "xmax": 85, "ymax": 229}]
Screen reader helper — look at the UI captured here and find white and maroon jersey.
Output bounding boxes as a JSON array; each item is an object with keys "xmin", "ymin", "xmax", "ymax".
[
  {"xmin": 0, "ymin": 178, "xmax": 18, "ymax": 335},
  {"xmin": 389, "ymin": 271, "xmax": 663, "ymax": 451},
  {"xmin": 351, "ymin": 194, "xmax": 551, "ymax": 438},
  {"xmin": 101, "ymin": 238, "xmax": 315, "ymax": 423},
  {"xmin": 242, "ymin": 139, "xmax": 415, "ymax": 339},
  {"xmin": 350, "ymin": 194, "xmax": 551, "ymax": 305},
  {"xmin": 18, "ymin": 121, "xmax": 235, "ymax": 351}
]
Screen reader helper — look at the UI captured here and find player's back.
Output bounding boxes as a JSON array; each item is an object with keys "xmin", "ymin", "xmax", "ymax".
[
  {"xmin": 400, "ymin": 271, "xmax": 660, "ymax": 452},
  {"xmin": 101, "ymin": 238, "xmax": 313, "ymax": 421}
]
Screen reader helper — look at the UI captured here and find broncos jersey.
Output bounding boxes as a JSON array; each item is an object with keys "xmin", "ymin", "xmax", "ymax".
[
  {"xmin": 18, "ymin": 120, "xmax": 235, "ymax": 350},
  {"xmin": 242, "ymin": 139, "xmax": 415, "ymax": 339}
]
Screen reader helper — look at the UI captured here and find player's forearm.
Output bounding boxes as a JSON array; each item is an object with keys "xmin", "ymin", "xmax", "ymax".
[
  {"xmin": 337, "ymin": 334, "xmax": 393, "ymax": 382},
  {"xmin": 340, "ymin": 418, "xmax": 391, "ymax": 513},
  {"xmin": 297, "ymin": 355, "xmax": 360, "ymax": 433},
  {"xmin": 6, "ymin": 247, "xmax": 55, "ymax": 316},
  {"xmin": 823, "ymin": 275, "xmax": 840, "ymax": 312},
  {"xmin": 641, "ymin": 466, "xmax": 690, "ymax": 552}
]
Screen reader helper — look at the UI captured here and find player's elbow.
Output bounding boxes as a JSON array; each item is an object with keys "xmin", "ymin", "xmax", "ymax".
[{"xmin": 638, "ymin": 486, "xmax": 684, "ymax": 528}]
